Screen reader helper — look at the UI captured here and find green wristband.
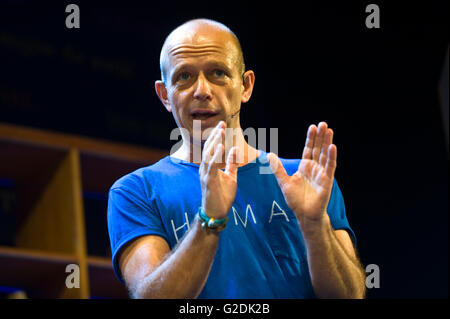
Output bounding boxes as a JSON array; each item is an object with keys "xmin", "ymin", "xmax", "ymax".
[{"xmin": 198, "ymin": 207, "xmax": 228, "ymax": 229}]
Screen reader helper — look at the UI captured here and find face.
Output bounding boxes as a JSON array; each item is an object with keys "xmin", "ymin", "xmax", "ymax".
[{"xmin": 156, "ymin": 26, "xmax": 252, "ymax": 142}]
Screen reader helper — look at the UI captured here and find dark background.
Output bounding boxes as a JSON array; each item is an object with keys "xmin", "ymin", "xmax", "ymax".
[{"xmin": 0, "ymin": 1, "xmax": 448, "ymax": 298}]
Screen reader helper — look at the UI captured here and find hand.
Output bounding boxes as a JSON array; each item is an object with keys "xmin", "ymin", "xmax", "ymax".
[
  {"xmin": 199, "ymin": 121, "xmax": 238, "ymax": 220},
  {"xmin": 267, "ymin": 122, "xmax": 337, "ymax": 223}
]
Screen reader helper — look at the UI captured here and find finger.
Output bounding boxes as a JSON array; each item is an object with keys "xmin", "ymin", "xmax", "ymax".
[
  {"xmin": 267, "ymin": 152, "xmax": 289, "ymax": 186},
  {"xmin": 203, "ymin": 121, "xmax": 225, "ymax": 156},
  {"xmin": 207, "ymin": 143, "xmax": 224, "ymax": 176},
  {"xmin": 312, "ymin": 122, "xmax": 328, "ymax": 162},
  {"xmin": 201, "ymin": 124, "xmax": 224, "ymax": 175},
  {"xmin": 302, "ymin": 124, "xmax": 316, "ymax": 160},
  {"xmin": 319, "ymin": 128, "xmax": 333, "ymax": 168},
  {"xmin": 325, "ymin": 144, "xmax": 337, "ymax": 179},
  {"xmin": 208, "ymin": 128, "xmax": 225, "ymax": 158},
  {"xmin": 203, "ymin": 126, "xmax": 224, "ymax": 162},
  {"xmin": 225, "ymin": 146, "xmax": 238, "ymax": 178}
]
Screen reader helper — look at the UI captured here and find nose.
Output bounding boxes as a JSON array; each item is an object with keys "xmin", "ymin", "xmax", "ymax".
[{"xmin": 193, "ymin": 73, "xmax": 212, "ymax": 101}]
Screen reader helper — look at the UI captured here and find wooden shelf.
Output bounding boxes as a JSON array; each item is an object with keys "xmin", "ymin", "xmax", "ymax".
[
  {"xmin": 0, "ymin": 122, "xmax": 168, "ymax": 298},
  {"xmin": 0, "ymin": 246, "xmax": 77, "ymax": 298},
  {"xmin": 0, "ymin": 122, "xmax": 167, "ymax": 164}
]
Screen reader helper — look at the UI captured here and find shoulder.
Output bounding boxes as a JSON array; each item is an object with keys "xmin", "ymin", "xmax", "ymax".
[{"xmin": 109, "ymin": 156, "xmax": 174, "ymax": 192}]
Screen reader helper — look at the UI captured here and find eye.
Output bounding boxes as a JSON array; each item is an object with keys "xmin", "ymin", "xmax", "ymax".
[
  {"xmin": 213, "ymin": 69, "xmax": 226, "ymax": 77},
  {"xmin": 178, "ymin": 72, "xmax": 191, "ymax": 81}
]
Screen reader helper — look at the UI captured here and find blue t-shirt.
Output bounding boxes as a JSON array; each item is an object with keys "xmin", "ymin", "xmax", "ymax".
[{"xmin": 107, "ymin": 151, "xmax": 355, "ymax": 298}]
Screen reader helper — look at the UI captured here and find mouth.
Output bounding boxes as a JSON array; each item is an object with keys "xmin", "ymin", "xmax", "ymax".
[{"xmin": 190, "ymin": 109, "xmax": 219, "ymax": 121}]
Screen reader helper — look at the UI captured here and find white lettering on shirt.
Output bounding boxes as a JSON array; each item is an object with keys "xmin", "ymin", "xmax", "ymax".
[
  {"xmin": 170, "ymin": 201, "xmax": 292, "ymax": 243},
  {"xmin": 232, "ymin": 204, "xmax": 257, "ymax": 227},
  {"xmin": 268, "ymin": 200, "xmax": 290, "ymax": 223},
  {"xmin": 171, "ymin": 212, "xmax": 190, "ymax": 243}
]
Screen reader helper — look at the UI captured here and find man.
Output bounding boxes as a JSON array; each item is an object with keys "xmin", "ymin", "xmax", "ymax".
[{"xmin": 107, "ymin": 18, "xmax": 366, "ymax": 298}]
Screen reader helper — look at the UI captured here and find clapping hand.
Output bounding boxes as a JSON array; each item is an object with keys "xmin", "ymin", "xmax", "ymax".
[
  {"xmin": 199, "ymin": 121, "xmax": 238, "ymax": 220},
  {"xmin": 267, "ymin": 122, "xmax": 337, "ymax": 224}
]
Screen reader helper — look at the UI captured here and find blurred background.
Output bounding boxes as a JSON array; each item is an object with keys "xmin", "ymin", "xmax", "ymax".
[{"xmin": 0, "ymin": 0, "xmax": 448, "ymax": 298}]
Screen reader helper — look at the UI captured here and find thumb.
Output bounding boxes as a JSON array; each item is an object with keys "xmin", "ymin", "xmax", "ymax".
[{"xmin": 267, "ymin": 152, "xmax": 289, "ymax": 186}]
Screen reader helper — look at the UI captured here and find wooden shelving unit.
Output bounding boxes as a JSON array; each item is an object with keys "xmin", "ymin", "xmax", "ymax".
[{"xmin": 0, "ymin": 122, "xmax": 168, "ymax": 298}]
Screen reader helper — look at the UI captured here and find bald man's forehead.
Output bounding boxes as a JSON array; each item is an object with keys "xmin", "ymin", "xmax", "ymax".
[
  {"xmin": 167, "ymin": 41, "xmax": 238, "ymax": 58},
  {"xmin": 162, "ymin": 35, "xmax": 239, "ymax": 73}
]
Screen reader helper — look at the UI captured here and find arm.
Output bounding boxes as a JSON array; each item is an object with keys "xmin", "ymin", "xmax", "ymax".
[
  {"xmin": 119, "ymin": 121, "xmax": 238, "ymax": 298},
  {"xmin": 268, "ymin": 122, "xmax": 366, "ymax": 298},
  {"xmin": 300, "ymin": 215, "xmax": 366, "ymax": 298},
  {"xmin": 119, "ymin": 219, "xmax": 220, "ymax": 298}
]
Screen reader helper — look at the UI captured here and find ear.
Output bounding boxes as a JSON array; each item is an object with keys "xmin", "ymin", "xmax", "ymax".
[
  {"xmin": 241, "ymin": 70, "xmax": 255, "ymax": 103},
  {"xmin": 155, "ymin": 80, "xmax": 172, "ymax": 112}
]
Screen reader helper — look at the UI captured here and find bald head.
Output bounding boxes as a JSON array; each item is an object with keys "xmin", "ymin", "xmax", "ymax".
[{"xmin": 159, "ymin": 18, "xmax": 245, "ymax": 84}]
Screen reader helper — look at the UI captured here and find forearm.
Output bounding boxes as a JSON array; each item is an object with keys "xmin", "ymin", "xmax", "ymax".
[
  {"xmin": 299, "ymin": 214, "xmax": 366, "ymax": 299},
  {"xmin": 135, "ymin": 216, "xmax": 220, "ymax": 298}
]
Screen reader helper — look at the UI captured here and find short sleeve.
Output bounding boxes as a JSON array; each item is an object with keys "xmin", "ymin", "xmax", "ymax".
[
  {"xmin": 326, "ymin": 179, "xmax": 357, "ymax": 247},
  {"xmin": 107, "ymin": 182, "xmax": 169, "ymax": 284}
]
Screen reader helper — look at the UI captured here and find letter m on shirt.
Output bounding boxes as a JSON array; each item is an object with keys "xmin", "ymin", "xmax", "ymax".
[{"xmin": 232, "ymin": 205, "xmax": 257, "ymax": 227}]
